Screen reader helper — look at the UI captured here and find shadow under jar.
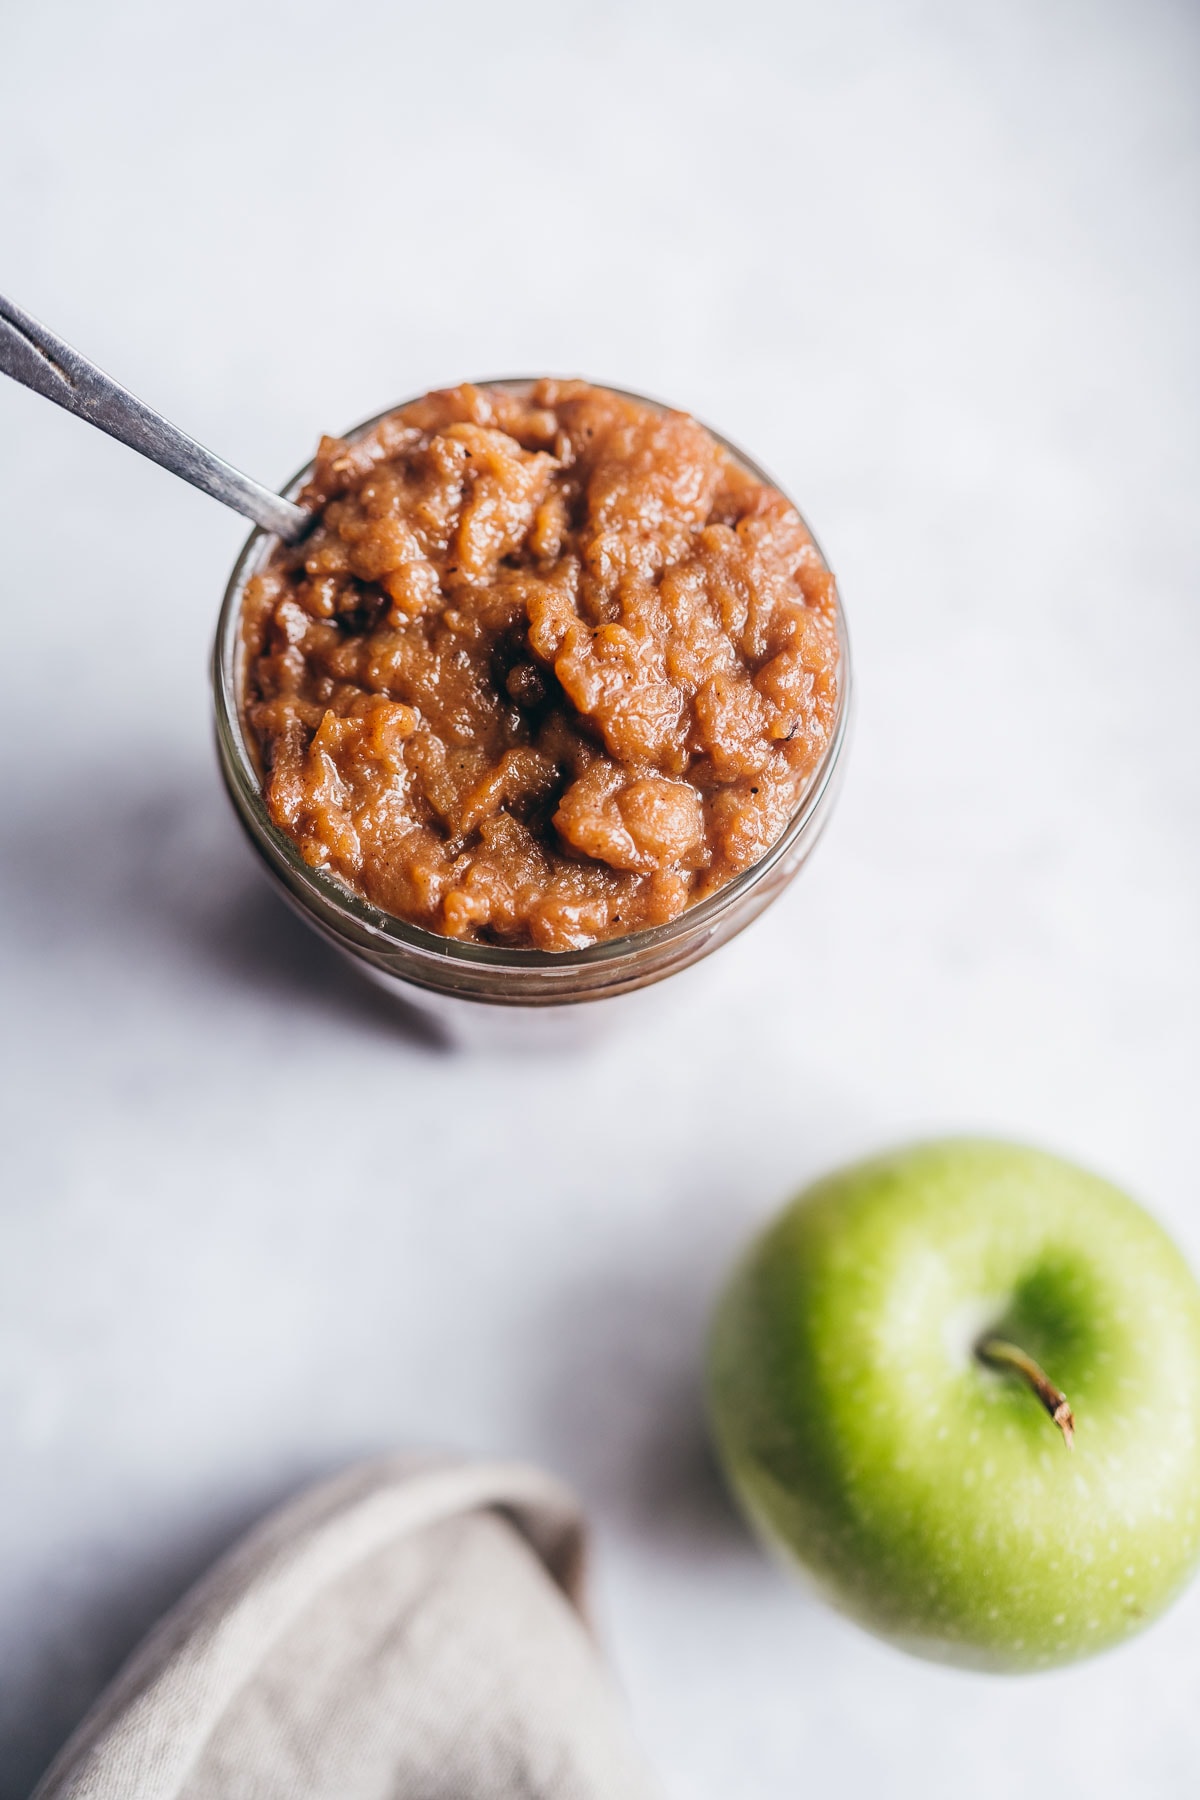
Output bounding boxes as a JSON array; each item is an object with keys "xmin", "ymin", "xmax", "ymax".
[{"xmin": 213, "ymin": 379, "xmax": 852, "ymax": 1048}]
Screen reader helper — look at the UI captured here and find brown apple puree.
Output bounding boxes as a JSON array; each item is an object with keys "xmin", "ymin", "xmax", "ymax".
[{"xmin": 242, "ymin": 380, "xmax": 841, "ymax": 952}]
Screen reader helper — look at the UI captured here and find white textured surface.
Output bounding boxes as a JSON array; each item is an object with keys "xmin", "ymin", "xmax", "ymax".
[{"xmin": 1, "ymin": 2, "xmax": 1198, "ymax": 1795}]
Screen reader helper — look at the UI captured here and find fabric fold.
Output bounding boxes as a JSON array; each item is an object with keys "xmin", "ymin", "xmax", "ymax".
[{"xmin": 32, "ymin": 1456, "xmax": 662, "ymax": 1800}]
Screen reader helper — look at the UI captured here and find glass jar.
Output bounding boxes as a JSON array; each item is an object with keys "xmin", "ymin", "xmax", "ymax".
[{"xmin": 212, "ymin": 382, "xmax": 852, "ymax": 1048}]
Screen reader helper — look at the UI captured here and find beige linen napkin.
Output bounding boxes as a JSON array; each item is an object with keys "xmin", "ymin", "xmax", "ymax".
[{"xmin": 32, "ymin": 1456, "xmax": 662, "ymax": 1800}]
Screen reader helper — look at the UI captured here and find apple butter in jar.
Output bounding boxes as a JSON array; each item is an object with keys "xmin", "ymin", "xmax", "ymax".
[{"xmin": 215, "ymin": 379, "xmax": 850, "ymax": 1041}]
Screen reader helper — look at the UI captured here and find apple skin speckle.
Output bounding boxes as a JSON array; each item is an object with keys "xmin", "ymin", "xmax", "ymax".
[{"xmin": 707, "ymin": 1138, "xmax": 1200, "ymax": 1672}]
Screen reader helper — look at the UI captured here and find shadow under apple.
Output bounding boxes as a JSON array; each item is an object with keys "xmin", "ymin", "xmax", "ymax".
[{"xmin": 524, "ymin": 1207, "xmax": 764, "ymax": 1563}]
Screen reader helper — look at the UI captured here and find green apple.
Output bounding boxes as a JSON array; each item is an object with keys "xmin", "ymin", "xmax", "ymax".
[{"xmin": 708, "ymin": 1139, "xmax": 1200, "ymax": 1671}]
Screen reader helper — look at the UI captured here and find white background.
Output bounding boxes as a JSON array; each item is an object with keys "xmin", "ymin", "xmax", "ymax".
[{"xmin": 2, "ymin": 2, "xmax": 1198, "ymax": 1794}]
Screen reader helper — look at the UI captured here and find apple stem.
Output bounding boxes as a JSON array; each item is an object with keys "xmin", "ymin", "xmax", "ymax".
[{"xmin": 975, "ymin": 1336, "xmax": 1075, "ymax": 1450}]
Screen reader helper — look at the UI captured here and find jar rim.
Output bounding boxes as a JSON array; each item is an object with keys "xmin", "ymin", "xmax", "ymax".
[{"xmin": 212, "ymin": 377, "xmax": 852, "ymax": 975}]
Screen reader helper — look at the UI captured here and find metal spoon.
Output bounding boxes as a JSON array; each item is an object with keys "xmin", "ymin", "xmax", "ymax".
[{"xmin": 0, "ymin": 293, "xmax": 309, "ymax": 542}]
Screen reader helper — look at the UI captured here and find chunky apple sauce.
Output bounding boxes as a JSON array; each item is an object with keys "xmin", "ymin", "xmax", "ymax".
[{"xmin": 241, "ymin": 380, "xmax": 840, "ymax": 951}]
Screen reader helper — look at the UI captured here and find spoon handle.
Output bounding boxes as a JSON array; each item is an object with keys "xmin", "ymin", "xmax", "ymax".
[{"xmin": 0, "ymin": 293, "xmax": 309, "ymax": 542}]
